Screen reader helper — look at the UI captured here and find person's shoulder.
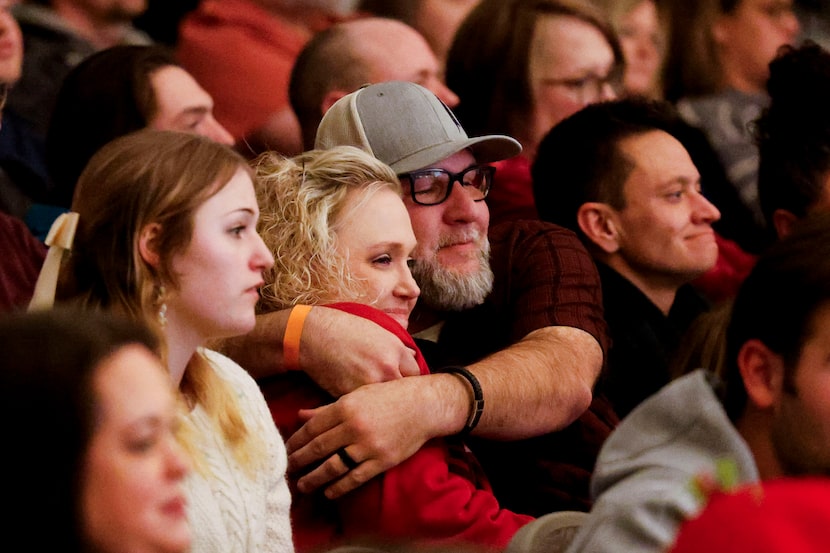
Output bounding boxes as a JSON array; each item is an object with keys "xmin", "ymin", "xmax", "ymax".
[
  {"xmin": 593, "ymin": 374, "xmax": 711, "ymax": 480},
  {"xmin": 120, "ymin": 26, "xmax": 154, "ymax": 46},
  {"xmin": 0, "ymin": 211, "xmax": 43, "ymax": 249},
  {"xmin": 13, "ymin": 4, "xmax": 84, "ymax": 42},
  {"xmin": 568, "ymin": 477, "xmax": 697, "ymax": 553},
  {"xmin": 201, "ymin": 348, "xmax": 260, "ymax": 394},
  {"xmin": 489, "ymin": 219, "xmax": 592, "ymax": 272},
  {"xmin": 489, "ymin": 218, "xmax": 580, "ymax": 243}
]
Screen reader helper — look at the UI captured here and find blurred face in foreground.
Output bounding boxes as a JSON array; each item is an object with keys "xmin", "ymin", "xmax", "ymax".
[
  {"xmin": 81, "ymin": 344, "xmax": 191, "ymax": 553},
  {"xmin": 771, "ymin": 303, "xmax": 830, "ymax": 478}
]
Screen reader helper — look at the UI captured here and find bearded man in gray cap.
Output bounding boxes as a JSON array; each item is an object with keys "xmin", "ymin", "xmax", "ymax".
[{"xmin": 225, "ymin": 81, "xmax": 612, "ymax": 515}]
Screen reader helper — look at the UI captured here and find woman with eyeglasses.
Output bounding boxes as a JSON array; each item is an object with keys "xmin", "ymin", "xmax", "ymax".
[
  {"xmin": 445, "ymin": 0, "xmax": 624, "ymax": 227},
  {"xmin": 254, "ymin": 145, "xmax": 534, "ymax": 553}
]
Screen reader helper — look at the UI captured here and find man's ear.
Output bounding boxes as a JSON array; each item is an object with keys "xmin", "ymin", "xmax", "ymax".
[
  {"xmin": 772, "ymin": 209, "xmax": 799, "ymax": 240},
  {"xmin": 138, "ymin": 223, "xmax": 162, "ymax": 269},
  {"xmin": 321, "ymin": 90, "xmax": 349, "ymax": 115},
  {"xmin": 737, "ymin": 339, "xmax": 785, "ymax": 410},
  {"xmin": 577, "ymin": 202, "xmax": 620, "ymax": 254},
  {"xmin": 712, "ymin": 14, "xmax": 730, "ymax": 47}
]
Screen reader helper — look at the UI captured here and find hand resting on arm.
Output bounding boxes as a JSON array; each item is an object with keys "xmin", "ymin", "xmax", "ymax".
[
  {"xmin": 287, "ymin": 325, "xmax": 603, "ymax": 499},
  {"xmin": 216, "ymin": 306, "xmax": 421, "ymax": 394}
]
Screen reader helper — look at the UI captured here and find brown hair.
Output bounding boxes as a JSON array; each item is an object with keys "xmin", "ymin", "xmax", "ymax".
[
  {"xmin": 46, "ymin": 45, "xmax": 183, "ymax": 207},
  {"xmin": 290, "ymin": 21, "xmax": 382, "ymax": 150},
  {"xmin": 58, "ymin": 129, "xmax": 261, "ymax": 471},
  {"xmin": 662, "ymin": 0, "xmax": 742, "ymax": 101}
]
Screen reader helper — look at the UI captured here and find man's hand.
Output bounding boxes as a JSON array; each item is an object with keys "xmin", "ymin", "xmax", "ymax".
[
  {"xmin": 286, "ymin": 373, "xmax": 466, "ymax": 498},
  {"xmin": 216, "ymin": 307, "xmax": 421, "ymax": 394},
  {"xmin": 301, "ymin": 308, "xmax": 421, "ymax": 395}
]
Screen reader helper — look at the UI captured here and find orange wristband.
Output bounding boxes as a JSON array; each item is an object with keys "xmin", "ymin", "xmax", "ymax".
[{"xmin": 283, "ymin": 305, "xmax": 312, "ymax": 370}]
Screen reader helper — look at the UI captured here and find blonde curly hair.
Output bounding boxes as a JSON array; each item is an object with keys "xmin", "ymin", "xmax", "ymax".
[{"xmin": 255, "ymin": 146, "xmax": 402, "ymax": 313}]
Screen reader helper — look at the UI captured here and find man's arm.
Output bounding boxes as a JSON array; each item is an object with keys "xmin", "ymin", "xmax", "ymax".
[
  {"xmin": 286, "ymin": 325, "xmax": 602, "ymax": 498},
  {"xmin": 286, "ymin": 220, "xmax": 608, "ymax": 497},
  {"xmin": 216, "ymin": 306, "xmax": 421, "ymax": 393},
  {"xmin": 463, "ymin": 325, "xmax": 601, "ymax": 439}
]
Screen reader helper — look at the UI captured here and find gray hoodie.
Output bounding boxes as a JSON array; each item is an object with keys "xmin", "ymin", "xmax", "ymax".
[{"xmin": 566, "ymin": 370, "xmax": 760, "ymax": 553}]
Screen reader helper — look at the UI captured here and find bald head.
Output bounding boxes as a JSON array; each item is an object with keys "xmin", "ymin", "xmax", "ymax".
[{"xmin": 290, "ymin": 17, "xmax": 458, "ymax": 149}]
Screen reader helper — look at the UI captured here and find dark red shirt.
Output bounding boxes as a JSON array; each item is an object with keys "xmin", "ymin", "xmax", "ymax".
[
  {"xmin": 0, "ymin": 211, "xmax": 45, "ymax": 312},
  {"xmin": 261, "ymin": 303, "xmax": 532, "ymax": 553},
  {"xmin": 433, "ymin": 219, "xmax": 616, "ymax": 515}
]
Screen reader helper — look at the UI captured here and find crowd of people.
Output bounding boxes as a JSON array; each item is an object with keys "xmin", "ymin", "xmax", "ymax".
[{"xmin": 5, "ymin": 0, "xmax": 830, "ymax": 552}]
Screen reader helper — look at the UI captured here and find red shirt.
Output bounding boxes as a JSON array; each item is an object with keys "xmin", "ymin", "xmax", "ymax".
[
  {"xmin": 177, "ymin": 0, "xmax": 348, "ymax": 140},
  {"xmin": 260, "ymin": 302, "xmax": 533, "ymax": 552},
  {"xmin": 0, "ymin": 211, "xmax": 45, "ymax": 312},
  {"xmin": 487, "ymin": 156, "xmax": 537, "ymax": 227}
]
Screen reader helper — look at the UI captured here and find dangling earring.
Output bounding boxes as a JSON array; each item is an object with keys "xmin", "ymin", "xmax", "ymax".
[{"xmin": 157, "ymin": 285, "xmax": 168, "ymax": 328}]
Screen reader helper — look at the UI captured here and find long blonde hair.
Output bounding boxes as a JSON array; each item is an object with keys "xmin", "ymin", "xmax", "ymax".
[
  {"xmin": 255, "ymin": 145, "xmax": 402, "ymax": 311},
  {"xmin": 58, "ymin": 129, "xmax": 263, "ymax": 471}
]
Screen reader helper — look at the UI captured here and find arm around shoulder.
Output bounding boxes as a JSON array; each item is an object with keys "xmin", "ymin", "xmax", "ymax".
[{"xmin": 213, "ymin": 305, "xmax": 420, "ymax": 393}]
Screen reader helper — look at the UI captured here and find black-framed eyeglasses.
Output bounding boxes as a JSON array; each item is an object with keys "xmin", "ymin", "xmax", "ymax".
[
  {"xmin": 398, "ymin": 165, "xmax": 495, "ymax": 206},
  {"xmin": 542, "ymin": 65, "xmax": 624, "ymax": 104}
]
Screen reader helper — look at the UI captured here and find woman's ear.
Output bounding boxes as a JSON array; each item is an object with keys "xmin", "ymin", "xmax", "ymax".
[
  {"xmin": 737, "ymin": 339, "xmax": 785, "ymax": 410},
  {"xmin": 138, "ymin": 223, "xmax": 162, "ymax": 269},
  {"xmin": 577, "ymin": 202, "xmax": 620, "ymax": 254}
]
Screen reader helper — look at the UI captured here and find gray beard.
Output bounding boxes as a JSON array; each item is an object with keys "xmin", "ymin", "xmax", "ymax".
[{"xmin": 411, "ymin": 239, "xmax": 494, "ymax": 312}]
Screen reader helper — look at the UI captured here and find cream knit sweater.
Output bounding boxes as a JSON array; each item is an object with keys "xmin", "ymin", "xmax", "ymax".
[{"xmin": 184, "ymin": 349, "xmax": 294, "ymax": 553}]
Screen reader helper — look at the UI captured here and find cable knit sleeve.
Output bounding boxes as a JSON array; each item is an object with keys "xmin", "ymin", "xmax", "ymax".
[{"xmin": 197, "ymin": 349, "xmax": 294, "ymax": 553}]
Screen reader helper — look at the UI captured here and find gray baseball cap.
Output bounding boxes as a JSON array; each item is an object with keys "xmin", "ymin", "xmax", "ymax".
[{"xmin": 315, "ymin": 81, "xmax": 522, "ymax": 174}]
